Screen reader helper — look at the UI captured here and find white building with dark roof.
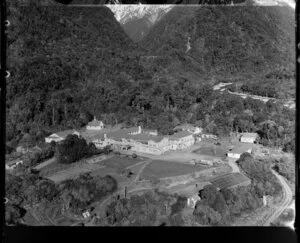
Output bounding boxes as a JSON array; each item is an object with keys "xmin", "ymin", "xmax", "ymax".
[{"xmin": 86, "ymin": 117, "xmax": 104, "ymax": 131}]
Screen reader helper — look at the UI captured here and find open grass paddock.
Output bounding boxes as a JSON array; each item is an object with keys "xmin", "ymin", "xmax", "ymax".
[
  {"xmin": 193, "ymin": 146, "xmax": 227, "ymax": 157},
  {"xmin": 141, "ymin": 160, "xmax": 207, "ymax": 179},
  {"xmin": 100, "ymin": 155, "xmax": 142, "ymax": 171}
]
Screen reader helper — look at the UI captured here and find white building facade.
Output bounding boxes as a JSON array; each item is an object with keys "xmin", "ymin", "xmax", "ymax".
[
  {"xmin": 240, "ymin": 133, "xmax": 258, "ymax": 143},
  {"xmin": 86, "ymin": 117, "xmax": 104, "ymax": 130},
  {"xmin": 92, "ymin": 128, "xmax": 195, "ymax": 155}
]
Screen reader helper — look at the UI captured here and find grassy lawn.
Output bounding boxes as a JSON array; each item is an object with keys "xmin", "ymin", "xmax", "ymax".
[
  {"xmin": 91, "ymin": 167, "xmax": 129, "ymax": 182},
  {"xmin": 193, "ymin": 146, "xmax": 227, "ymax": 157},
  {"xmin": 100, "ymin": 155, "xmax": 142, "ymax": 171},
  {"xmin": 39, "ymin": 161, "xmax": 61, "ymax": 173},
  {"xmin": 141, "ymin": 160, "xmax": 207, "ymax": 179}
]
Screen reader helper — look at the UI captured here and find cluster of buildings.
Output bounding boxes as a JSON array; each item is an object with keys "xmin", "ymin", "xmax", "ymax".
[
  {"xmin": 44, "ymin": 117, "xmax": 200, "ymax": 155},
  {"xmin": 92, "ymin": 126, "xmax": 196, "ymax": 155},
  {"xmin": 43, "ymin": 115, "xmax": 259, "ymax": 159},
  {"xmin": 45, "ymin": 117, "xmax": 103, "ymax": 143},
  {"xmin": 227, "ymin": 133, "xmax": 258, "ymax": 159},
  {"xmin": 5, "ymin": 145, "xmax": 43, "ymax": 170}
]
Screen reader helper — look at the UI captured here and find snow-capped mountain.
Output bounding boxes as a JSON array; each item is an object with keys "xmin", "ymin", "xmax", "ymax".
[
  {"xmin": 107, "ymin": 4, "xmax": 173, "ymax": 25},
  {"xmin": 106, "ymin": 4, "xmax": 174, "ymax": 42},
  {"xmin": 253, "ymin": 0, "xmax": 295, "ymax": 8}
]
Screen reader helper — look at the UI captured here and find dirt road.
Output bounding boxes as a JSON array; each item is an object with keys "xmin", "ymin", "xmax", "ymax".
[
  {"xmin": 227, "ymin": 159, "xmax": 240, "ymax": 173},
  {"xmin": 133, "ymin": 159, "xmax": 152, "ymax": 182}
]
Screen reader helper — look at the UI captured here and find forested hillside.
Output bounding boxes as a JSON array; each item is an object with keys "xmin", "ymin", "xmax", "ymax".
[
  {"xmin": 6, "ymin": 3, "xmax": 295, "ymax": 153},
  {"xmin": 141, "ymin": 5, "xmax": 295, "ymax": 93},
  {"xmin": 6, "ymin": 3, "xmax": 148, "ymax": 147}
]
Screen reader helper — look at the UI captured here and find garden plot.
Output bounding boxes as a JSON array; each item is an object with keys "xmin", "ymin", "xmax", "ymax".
[
  {"xmin": 193, "ymin": 146, "xmax": 227, "ymax": 158},
  {"xmin": 209, "ymin": 172, "xmax": 251, "ymax": 190},
  {"xmin": 140, "ymin": 160, "xmax": 208, "ymax": 180}
]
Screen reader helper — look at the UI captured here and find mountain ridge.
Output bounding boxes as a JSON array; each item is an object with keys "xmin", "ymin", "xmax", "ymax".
[
  {"xmin": 140, "ymin": 5, "xmax": 295, "ymax": 84},
  {"xmin": 107, "ymin": 4, "xmax": 174, "ymax": 42}
]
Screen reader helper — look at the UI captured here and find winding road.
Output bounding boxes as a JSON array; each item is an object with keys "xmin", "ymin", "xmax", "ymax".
[
  {"xmin": 213, "ymin": 82, "xmax": 295, "ymax": 110},
  {"xmin": 257, "ymin": 170, "xmax": 293, "ymax": 226}
]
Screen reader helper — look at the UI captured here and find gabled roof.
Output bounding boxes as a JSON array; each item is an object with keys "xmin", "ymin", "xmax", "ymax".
[
  {"xmin": 168, "ymin": 131, "xmax": 193, "ymax": 140},
  {"xmin": 132, "ymin": 134, "xmax": 164, "ymax": 143},
  {"xmin": 229, "ymin": 143, "xmax": 253, "ymax": 154},
  {"xmin": 52, "ymin": 130, "xmax": 78, "ymax": 138},
  {"xmin": 240, "ymin": 133, "xmax": 258, "ymax": 138},
  {"xmin": 87, "ymin": 118, "xmax": 103, "ymax": 127},
  {"xmin": 127, "ymin": 126, "xmax": 140, "ymax": 133},
  {"xmin": 106, "ymin": 129, "xmax": 164, "ymax": 143},
  {"xmin": 174, "ymin": 124, "xmax": 197, "ymax": 130}
]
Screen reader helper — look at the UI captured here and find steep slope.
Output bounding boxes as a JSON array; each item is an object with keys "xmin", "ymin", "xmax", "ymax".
[
  {"xmin": 141, "ymin": 5, "xmax": 295, "ymax": 85},
  {"xmin": 6, "ymin": 3, "xmax": 147, "ymax": 137},
  {"xmin": 108, "ymin": 5, "xmax": 173, "ymax": 42}
]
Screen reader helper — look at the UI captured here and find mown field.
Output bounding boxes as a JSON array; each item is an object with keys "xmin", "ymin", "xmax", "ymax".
[
  {"xmin": 44, "ymin": 155, "xmax": 141, "ymax": 183},
  {"xmin": 100, "ymin": 155, "xmax": 143, "ymax": 171},
  {"xmin": 193, "ymin": 146, "xmax": 227, "ymax": 157},
  {"xmin": 140, "ymin": 160, "xmax": 208, "ymax": 180}
]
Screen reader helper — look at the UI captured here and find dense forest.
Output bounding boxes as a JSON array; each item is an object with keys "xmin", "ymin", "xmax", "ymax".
[
  {"xmin": 5, "ymin": 172, "xmax": 118, "ymax": 225},
  {"xmin": 6, "ymin": 3, "xmax": 295, "ymax": 153},
  {"xmin": 141, "ymin": 5, "xmax": 295, "ymax": 83}
]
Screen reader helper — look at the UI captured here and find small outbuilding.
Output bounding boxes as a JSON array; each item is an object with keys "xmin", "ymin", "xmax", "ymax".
[
  {"xmin": 240, "ymin": 133, "xmax": 258, "ymax": 144},
  {"xmin": 6, "ymin": 159, "xmax": 24, "ymax": 170},
  {"xmin": 187, "ymin": 194, "xmax": 201, "ymax": 208},
  {"xmin": 82, "ymin": 211, "xmax": 90, "ymax": 218},
  {"xmin": 86, "ymin": 117, "xmax": 104, "ymax": 130},
  {"xmin": 227, "ymin": 144, "xmax": 253, "ymax": 159}
]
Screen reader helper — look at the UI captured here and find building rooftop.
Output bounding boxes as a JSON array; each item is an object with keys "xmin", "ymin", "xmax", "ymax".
[
  {"xmin": 240, "ymin": 133, "xmax": 258, "ymax": 138},
  {"xmin": 106, "ymin": 129, "xmax": 164, "ymax": 143},
  {"xmin": 87, "ymin": 118, "xmax": 103, "ymax": 127},
  {"xmin": 6, "ymin": 159, "xmax": 23, "ymax": 166},
  {"xmin": 143, "ymin": 129, "xmax": 158, "ymax": 134},
  {"xmin": 93, "ymin": 127, "xmax": 193, "ymax": 144},
  {"xmin": 230, "ymin": 143, "xmax": 253, "ymax": 154},
  {"xmin": 174, "ymin": 124, "xmax": 198, "ymax": 130},
  {"xmin": 168, "ymin": 130, "xmax": 193, "ymax": 140},
  {"xmin": 131, "ymin": 133, "xmax": 164, "ymax": 143},
  {"xmin": 53, "ymin": 129, "xmax": 78, "ymax": 138}
]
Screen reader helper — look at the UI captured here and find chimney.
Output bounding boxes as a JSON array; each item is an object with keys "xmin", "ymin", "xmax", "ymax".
[
  {"xmin": 104, "ymin": 134, "xmax": 107, "ymax": 139},
  {"xmin": 94, "ymin": 116, "xmax": 96, "ymax": 120},
  {"xmin": 138, "ymin": 126, "xmax": 142, "ymax": 134}
]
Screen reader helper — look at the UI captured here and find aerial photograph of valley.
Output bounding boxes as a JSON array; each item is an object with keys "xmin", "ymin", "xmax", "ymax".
[{"xmin": 4, "ymin": 0, "xmax": 296, "ymax": 228}]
